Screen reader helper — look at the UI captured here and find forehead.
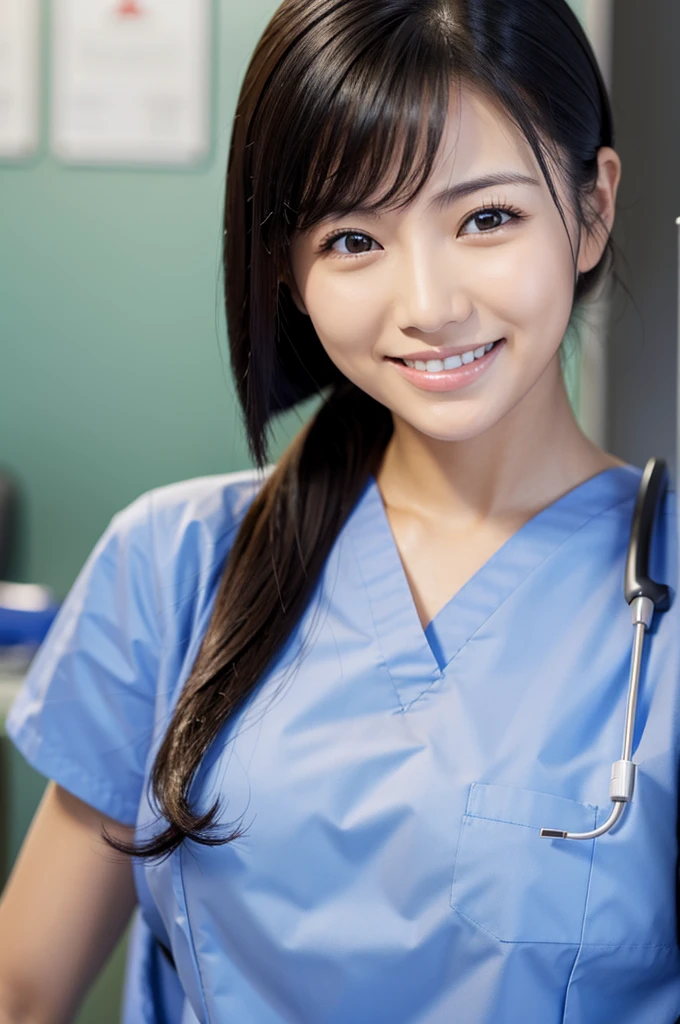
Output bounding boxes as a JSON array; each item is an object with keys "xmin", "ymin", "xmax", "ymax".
[
  {"xmin": 431, "ymin": 85, "xmax": 540, "ymax": 187},
  {"xmin": 287, "ymin": 78, "xmax": 571, "ymax": 256},
  {"xmin": 313, "ymin": 82, "xmax": 556, "ymax": 226}
]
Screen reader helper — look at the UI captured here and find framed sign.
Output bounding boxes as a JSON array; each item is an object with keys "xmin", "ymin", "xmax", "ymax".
[
  {"xmin": 0, "ymin": 0, "xmax": 40, "ymax": 160},
  {"xmin": 50, "ymin": 0, "xmax": 212, "ymax": 167}
]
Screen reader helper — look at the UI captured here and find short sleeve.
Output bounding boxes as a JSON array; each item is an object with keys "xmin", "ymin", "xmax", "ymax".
[{"xmin": 5, "ymin": 491, "xmax": 162, "ymax": 826}]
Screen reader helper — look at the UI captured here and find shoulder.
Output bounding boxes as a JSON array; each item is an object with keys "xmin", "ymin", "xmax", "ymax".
[
  {"xmin": 108, "ymin": 466, "xmax": 273, "ymax": 556},
  {"xmin": 75, "ymin": 466, "xmax": 274, "ymax": 638},
  {"xmin": 143, "ymin": 466, "xmax": 273, "ymax": 538},
  {"xmin": 107, "ymin": 468, "xmax": 275, "ymax": 635}
]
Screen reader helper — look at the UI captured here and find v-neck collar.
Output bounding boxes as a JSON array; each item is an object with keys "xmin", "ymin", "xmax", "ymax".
[{"xmin": 346, "ymin": 464, "xmax": 643, "ymax": 708}]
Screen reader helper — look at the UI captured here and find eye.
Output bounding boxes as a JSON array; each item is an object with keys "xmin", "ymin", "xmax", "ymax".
[
  {"xmin": 459, "ymin": 204, "xmax": 525, "ymax": 236},
  {"xmin": 319, "ymin": 231, "xmax": 381, "ymax": 258}
]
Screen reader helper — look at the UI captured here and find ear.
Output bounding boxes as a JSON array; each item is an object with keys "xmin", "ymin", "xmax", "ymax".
[
  {"xmin": 280, "ymin": 269, "xmax": 309, "ymax": 317},
  {"xmin": 577, "ymin": 146, "xmax": 622, "ymax": 275}
]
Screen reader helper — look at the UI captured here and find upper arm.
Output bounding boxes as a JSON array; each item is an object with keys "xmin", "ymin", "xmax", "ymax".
[
  {"xmin": 0, "ymin": 781, "xmax": 137, "ymax": 1024},
  {"xmin": 5, "ymin": 492, "xmax": 162, "ymax": 828}
]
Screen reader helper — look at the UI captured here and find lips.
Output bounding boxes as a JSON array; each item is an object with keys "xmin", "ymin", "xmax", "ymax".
[
  {"xmin": 386, "ymin": 337, "xmax": 505, "ymax": 393},
  {"xmin": 389, "ymin": 340, "xmax": 504, "ymax": 363}
]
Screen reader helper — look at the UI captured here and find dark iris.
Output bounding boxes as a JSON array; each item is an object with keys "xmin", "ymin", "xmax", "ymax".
[
  {"xmin": 474, "ymin": 210, "xmax": 503, "ymax": 231},
  {"xmin": 345, "ymin": 233, "xmax": 373, "ymax": 254}
]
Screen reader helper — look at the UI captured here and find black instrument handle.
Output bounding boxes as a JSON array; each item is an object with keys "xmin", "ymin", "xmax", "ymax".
[
  {"xmin": 624, "ymin": 457, "xmax": 671, "ymax": 610},
  {"xmin": 0, "ymin": 470, "xmax": 19, "ymax": 580}
]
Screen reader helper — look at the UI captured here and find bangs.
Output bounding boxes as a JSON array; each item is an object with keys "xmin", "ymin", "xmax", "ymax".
[
  {"xmin": 266, "ymin": 16, "xmax": 461, "ymax": 243},
  {"xmin": 226, "ymin": 0, "xmax": 613, "ymax": 443}
]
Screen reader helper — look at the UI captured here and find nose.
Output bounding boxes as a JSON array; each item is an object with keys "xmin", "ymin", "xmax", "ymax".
[{"xmin": 393, "ymin": 242, "xmax": 473, "ymax": 335}]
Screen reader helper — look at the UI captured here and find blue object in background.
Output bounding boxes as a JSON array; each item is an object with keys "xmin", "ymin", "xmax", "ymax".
[
  {"xmin": 0, "ymin": 605, "xmax": 59, "ymax": 648},
  {"xmin": 0, "ymin": 583, "xmax": 59, "ymax": 648}
]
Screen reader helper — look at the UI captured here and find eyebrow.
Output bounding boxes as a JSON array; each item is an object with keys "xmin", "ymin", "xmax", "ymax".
[
  {"xmin": 318, "ymin": 171, "xmax": 542, "ymax": 226},
  {"xmin": 428, "ymin": 172, "xmax": 541, "ymax": 211}
]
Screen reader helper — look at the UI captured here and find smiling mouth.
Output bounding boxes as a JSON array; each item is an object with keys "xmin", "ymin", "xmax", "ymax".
[{"xmin": 387, "ymin": 339, "xmax": 504, "ymax": 372}]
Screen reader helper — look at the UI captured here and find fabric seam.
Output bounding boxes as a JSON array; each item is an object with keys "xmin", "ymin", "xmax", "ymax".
[
  {"xmin": 146, "ymin": 489, "xmax": 168, "ymax": 654},
  {"xmin": 405, "ymin": 490, "xmax": 644, "ymax": 711},
  {"xmin": 177, "ymin": 844, "xmax": 212, "ymax": 1024},
  {"xmin": 4, "ymin": 722, "xmax": 141, "ymax": 825},
  {"xmin": 347, "ymin": 532, "xmax": 411, "ymax": 712},
  {"xmin": 463, "ymin": 811, "xmax": 589, "ymax": 831},
  {"xmin": 560, "ymin": 806, "xmax": 598, "ymax": 1019}
]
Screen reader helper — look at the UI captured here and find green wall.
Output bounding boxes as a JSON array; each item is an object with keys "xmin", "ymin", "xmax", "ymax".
[
  {"xmin": 0, "ymin": 0, "xmax": 286, "ymax": 601},
  {"xmin": 0, "ymin": 0, "xmax": 589, "ymax": 601},
  {"xmin": 0, "ymin": 4, "xmax": 284, "ymax": 1022},
  {"xmin": 0, "ymin": 2, "xmax": 590, "ymax": 1022}
]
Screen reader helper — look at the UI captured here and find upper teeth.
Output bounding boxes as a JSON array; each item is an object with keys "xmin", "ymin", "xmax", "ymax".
[{"xmin": 404, "ymin": 342, "xmax": 496, "ymax": 372}]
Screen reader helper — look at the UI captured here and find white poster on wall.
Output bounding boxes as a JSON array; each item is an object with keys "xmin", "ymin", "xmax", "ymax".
[
  {"xmin": 51, "ymin": 0, "xmax": 212, "ymax": 167},
  {"xmin": 0, "ymin": 0, "xmax": 40, "ymax": 160}
]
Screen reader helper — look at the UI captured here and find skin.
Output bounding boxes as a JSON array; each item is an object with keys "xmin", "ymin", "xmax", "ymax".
[
  {"xmin": 0, "ymin": 84, "xmax": 626, "ymax": 1024},
  {"xmin": 0, "ymin": 782, "xmax": 136, "ymax": 1023},
  {"xmin": 287, "ymin": 84, "xmax": 624, "ymax": 627}
]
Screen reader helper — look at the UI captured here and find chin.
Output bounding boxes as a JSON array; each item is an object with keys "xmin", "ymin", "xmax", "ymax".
[{"xmin": 392, "ymin": 413, "xmax": 497, "ymax": 444}]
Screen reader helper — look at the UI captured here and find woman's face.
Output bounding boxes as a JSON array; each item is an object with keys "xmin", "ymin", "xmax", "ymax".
[{"xmin": 288, "ymin": 85, "xmax": 614, "ymax": 444}]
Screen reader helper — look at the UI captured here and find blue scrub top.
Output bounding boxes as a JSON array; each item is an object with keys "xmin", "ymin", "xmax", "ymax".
[{"xmin": 6, "ymin": 464, "xmax": 680, "ymax": 1023}]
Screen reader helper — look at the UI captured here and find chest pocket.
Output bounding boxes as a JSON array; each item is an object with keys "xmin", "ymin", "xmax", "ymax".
[{"xmin": 450, "ymin": 783, "xmax": 598, "ymax": 944}]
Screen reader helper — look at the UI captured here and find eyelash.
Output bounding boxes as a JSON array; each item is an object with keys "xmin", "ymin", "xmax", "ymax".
[{"xmin": 317, "ymin": 202, "xmax": 527, "ymax": 258}]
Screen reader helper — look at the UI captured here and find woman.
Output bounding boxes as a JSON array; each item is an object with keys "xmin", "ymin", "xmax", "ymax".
[{"xmin": 1, "ymin": 0, "xmax": 678, "ymax": 1021}]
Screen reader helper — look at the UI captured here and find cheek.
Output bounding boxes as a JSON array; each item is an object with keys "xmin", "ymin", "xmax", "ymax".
[
  {"xmin": 478, "ymin": 231, "xmax": 575, "ymax": 339},
  {"xmin": 302, "ymin": 266, "xmax": 386, "ymax": 368}
]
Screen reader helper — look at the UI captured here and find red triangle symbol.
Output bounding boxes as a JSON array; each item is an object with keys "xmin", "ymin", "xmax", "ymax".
[{"xmin": 117, "ymin": 0, "xmax": 143, "ymax": 15}]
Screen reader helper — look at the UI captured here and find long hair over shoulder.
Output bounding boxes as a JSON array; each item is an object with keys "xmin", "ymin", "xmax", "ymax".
[{"xmin": 105, "ymin": 0, "xmax": 616, "ymax": 861}]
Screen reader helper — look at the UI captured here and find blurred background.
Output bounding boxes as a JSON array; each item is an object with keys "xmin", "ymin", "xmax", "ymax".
[{"xmin": 0, "ymin": 0, "xmax": 677, "ymax": 1020}]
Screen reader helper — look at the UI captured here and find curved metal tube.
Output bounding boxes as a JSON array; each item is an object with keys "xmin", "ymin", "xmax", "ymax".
[
  {"xmin": 539, "ymin": 455, "xmax": 670, "ymax": 843},
  {"xmin": 540, "ymin": 798, "xmax": 625, "ymax": 841}
]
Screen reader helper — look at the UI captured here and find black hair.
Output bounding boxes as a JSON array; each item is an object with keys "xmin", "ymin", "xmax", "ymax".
[{"xmin": 104, "ymin": 0, "xmax": 617, "ymax": 861}]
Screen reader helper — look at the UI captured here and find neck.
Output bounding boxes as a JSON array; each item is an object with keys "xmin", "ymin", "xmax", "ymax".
[{"xmin": 376, "ymin": 358, "xmax": 624, "ymax": 524}]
